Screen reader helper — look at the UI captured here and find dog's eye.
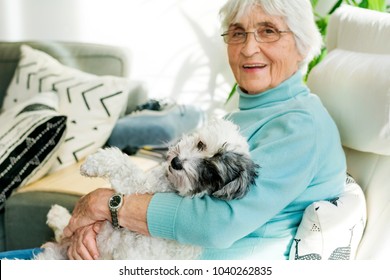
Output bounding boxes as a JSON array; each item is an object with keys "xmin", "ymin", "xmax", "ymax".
[{"xmin": 197, "ymin": 141, "xmax": 206, "ymax": 151}]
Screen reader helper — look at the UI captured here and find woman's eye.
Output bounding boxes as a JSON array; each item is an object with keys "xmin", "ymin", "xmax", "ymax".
[
  {"xmin": 229, "ymin": 28, "xmax": 245, "ymax": 37},
  {"xmin": 232, "ymin": 31, "xmax": 244, "ymax": 38},
  {"xmin": 197, "ymin": 141, "xmax": 206, "ymax": 151},
  {"xmin": 266, "ymin": 27, "xmax": 277, "ymax": 34},
  {"xmin": 259, "ymin": 27, "xmax": 277, "ymax": 35}
]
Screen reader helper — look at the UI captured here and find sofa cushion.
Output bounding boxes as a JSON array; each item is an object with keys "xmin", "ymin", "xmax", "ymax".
[
  {"xmin": 289, "ymin": 174, "xmax": 366, "ymax": 260},
  {"xmin": 4, "ymin": 191, "xmax": 80, "ymax": 250},
  {"xmin": 2, "ymin": 45, "xmax": 131, "ymax": 172},
  {"xmin": 107, "ymin": 103, "xmax": 205, "ymax": 151},
  {"xmin": 0, "ymin": 41, "xmax": 133, "ymax": 110},
  {"xmin": 0, "ymin": 92, "xmax": 67, "ymax": 208},
  {"xmin": 307, "ymin": 48, "xmax": 390, "ymax": 156}
]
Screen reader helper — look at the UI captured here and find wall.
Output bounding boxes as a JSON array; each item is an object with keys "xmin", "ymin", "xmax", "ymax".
[
  {"xmin": 0, "ymin": 0, "xmax": 233, "ymax": 115},
  {"xmin": 1, "ymin": 0, "xmax": 388, "ymax": 114}
]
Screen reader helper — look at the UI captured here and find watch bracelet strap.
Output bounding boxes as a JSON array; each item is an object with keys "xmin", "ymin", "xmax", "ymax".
[{"xmin": 110, "ymin": 208, "xmax": 121, "ymax": 229}]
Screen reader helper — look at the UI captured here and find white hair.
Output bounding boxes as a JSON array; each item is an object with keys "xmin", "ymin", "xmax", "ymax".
[{"xmin": 219, "ymin": 0, "xmax": 322, "ymax": 71}]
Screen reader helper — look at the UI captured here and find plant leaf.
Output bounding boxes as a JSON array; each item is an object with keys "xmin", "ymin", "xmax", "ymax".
[
  {"xmin": 368, "ymin": 0, "xmax": 386, "ymax": 11},
  {"xmin": 225, "ymin": 83, "xmax": 238, "ymax": 104},
  {"xmin": 329, "ymin": 0, "xmax": 344, "ymax": 14},
  {"xmin": 359, "ymin": 0, "xmax": 369, "ymax": 9},
  {"xmin": 311, "ymin": 0, "xmax": 319, "ymax": 8}
]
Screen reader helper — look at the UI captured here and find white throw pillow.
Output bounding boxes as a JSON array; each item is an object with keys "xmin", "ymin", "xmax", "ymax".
[
  {"xmin": 0, "ymin": 92, "xmax": 67, "ymax": 208},
  {"xmin": 3, "ymin": 45, "xmax": 131, "ymax": 172},
  {"xmin": 289, "ymin": 175, "xmax": 366, "ymax": 260},
  {"xmin": 307, "ymin": 49, "xmax": 390, "ymax": 155}
]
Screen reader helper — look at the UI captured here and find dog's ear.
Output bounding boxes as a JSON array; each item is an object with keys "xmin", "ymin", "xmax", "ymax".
[{"xmin": 212, "ymin": 151, "xmax": 259, "ymax": 200}]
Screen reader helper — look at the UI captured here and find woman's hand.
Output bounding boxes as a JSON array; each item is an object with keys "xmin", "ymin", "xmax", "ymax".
[
  {"xmin": 67, "ymin": 221, "xmax": 104, "ymax": 260},
  {"xmin": 63, "ymin": 188, "xmax": 114, "ymax": 238},
  {"xmin": 63, "ymin": 187, "xmax": 153, "ymax": 259}
]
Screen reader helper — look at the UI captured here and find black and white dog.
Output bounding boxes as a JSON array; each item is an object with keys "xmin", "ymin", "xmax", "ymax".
[{"xmin": 35, "ymin": 118, "xmax": 259, "ymax": 259}]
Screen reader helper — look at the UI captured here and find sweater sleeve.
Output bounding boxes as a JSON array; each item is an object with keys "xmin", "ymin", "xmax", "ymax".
[{"xmin": 147, "ymin": 111, "xmax": 318, "ymax": 249}]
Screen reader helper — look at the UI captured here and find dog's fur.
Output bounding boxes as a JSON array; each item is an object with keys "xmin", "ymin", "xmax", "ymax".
[{"xmin": 35, "ymin": 118, "xmax": 259, "ymax": 260}]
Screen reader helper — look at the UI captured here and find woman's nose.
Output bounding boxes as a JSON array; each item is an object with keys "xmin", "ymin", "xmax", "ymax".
[{"xmin": 241, "ymin": 33, "xmax": 261, "ymax": 57}]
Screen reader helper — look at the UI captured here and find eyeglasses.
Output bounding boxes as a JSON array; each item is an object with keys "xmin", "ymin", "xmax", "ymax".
[{"xmin": 221, "ymin": 25, "xmax": 291, "ymax": 44}]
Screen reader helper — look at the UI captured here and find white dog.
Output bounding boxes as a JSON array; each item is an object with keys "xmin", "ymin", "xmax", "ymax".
[{"xmin": 35, "ymin": 118, "xmax": 259, "ymax": 260}]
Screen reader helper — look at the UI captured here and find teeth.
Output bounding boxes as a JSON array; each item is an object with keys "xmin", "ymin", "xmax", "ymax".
[{"xmin": 243, "ymin": 64, "xmax": 266, "ymax": 68}]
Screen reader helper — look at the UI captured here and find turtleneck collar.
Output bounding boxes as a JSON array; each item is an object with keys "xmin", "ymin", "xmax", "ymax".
[{"xmin": 238, "ymin": 71, "xmax": 309, "ymax": 110}]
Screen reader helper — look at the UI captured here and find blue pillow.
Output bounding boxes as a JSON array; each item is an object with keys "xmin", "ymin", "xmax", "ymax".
[
  {"xmin": 107, "ymin": 104, "xmax": 205, "ymax": 151},
  {"xmin": 0, "ymin": 248, "xmax": 43, "ymax": 260}
]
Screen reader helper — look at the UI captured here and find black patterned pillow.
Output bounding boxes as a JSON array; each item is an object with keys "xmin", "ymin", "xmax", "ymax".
[
  {"xmin": 0, "ymin": 92, "xmax": 67, "ymax": 209},
  {"xmin": 2, "ymin": 45, "xmax": 130, "ymax": 173},
  {"xmin": 289, "ymin": 174, "xmax": 366, "ymax": 260}
]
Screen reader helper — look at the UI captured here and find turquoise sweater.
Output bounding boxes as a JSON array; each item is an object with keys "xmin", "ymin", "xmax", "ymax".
[{"xmin": 147, "ymin": 72, "xmax": 346, "ymax": 259}]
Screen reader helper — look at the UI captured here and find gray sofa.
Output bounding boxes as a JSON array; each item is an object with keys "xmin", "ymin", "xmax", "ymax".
[{"xmin": 0, "ymin": 41, "xmax": 145, "ymax": 251}]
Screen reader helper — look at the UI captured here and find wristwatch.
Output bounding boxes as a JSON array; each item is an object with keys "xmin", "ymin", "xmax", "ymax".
[{"xmin": 108, "ymin": 193, "xmax": 124, "ymax": 229}]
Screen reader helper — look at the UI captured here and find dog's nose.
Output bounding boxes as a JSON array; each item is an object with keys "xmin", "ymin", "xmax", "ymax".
[{"xmin": 171, "ymin": 156, "xmax": 183, "ymax": 170}]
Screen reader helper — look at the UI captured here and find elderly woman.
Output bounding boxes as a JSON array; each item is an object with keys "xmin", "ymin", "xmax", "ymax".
[{"xmin": 64, "ymin": 0, "xmax": 346, "ymax": 260}]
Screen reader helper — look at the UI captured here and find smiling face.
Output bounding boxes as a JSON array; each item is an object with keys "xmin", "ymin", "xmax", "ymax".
[{"xmin": 227, "ymin": 5, "xmax": 303, "ymax": 94}]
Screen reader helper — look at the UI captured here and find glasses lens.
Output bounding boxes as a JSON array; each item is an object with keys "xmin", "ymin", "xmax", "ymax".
[
  {"xmin": 223, "ymin": 30, "xmax": 246, "ymax": 44},
  {"xmin": 256, "ymin": 26, "xmax": 280, "ymax": 43}
]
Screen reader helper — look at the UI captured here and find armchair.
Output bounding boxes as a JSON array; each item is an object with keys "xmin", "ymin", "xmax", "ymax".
[{"xmin": 306, "ymin": 5, "xmax": 390, "ymax": 259}]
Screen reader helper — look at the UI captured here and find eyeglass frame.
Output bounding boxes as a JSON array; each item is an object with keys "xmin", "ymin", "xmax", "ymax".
[{"xmin": 221, "ymin": 24, "xmax": 292, "ymax": 44}]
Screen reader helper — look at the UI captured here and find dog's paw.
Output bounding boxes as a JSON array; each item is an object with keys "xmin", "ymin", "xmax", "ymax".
[
  {"xmin": 80, "ymin": 150, "xmax": 104, "ymax": 177},
  {"xmin": 80, "ymin": 162, "xmax": 97, "ymax": 178},
  {"xmin": 47, "ymin": 204, "xmax": 71, "ymax": 242},
  {"xmin": 80, "ymin": 147, "xmax": 126, "ymax": 178}
]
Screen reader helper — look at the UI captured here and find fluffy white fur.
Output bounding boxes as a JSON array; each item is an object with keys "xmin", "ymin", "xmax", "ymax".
[{"xmin": 35, "ymin": 118, "xmax": 258, "ymax": 260}]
